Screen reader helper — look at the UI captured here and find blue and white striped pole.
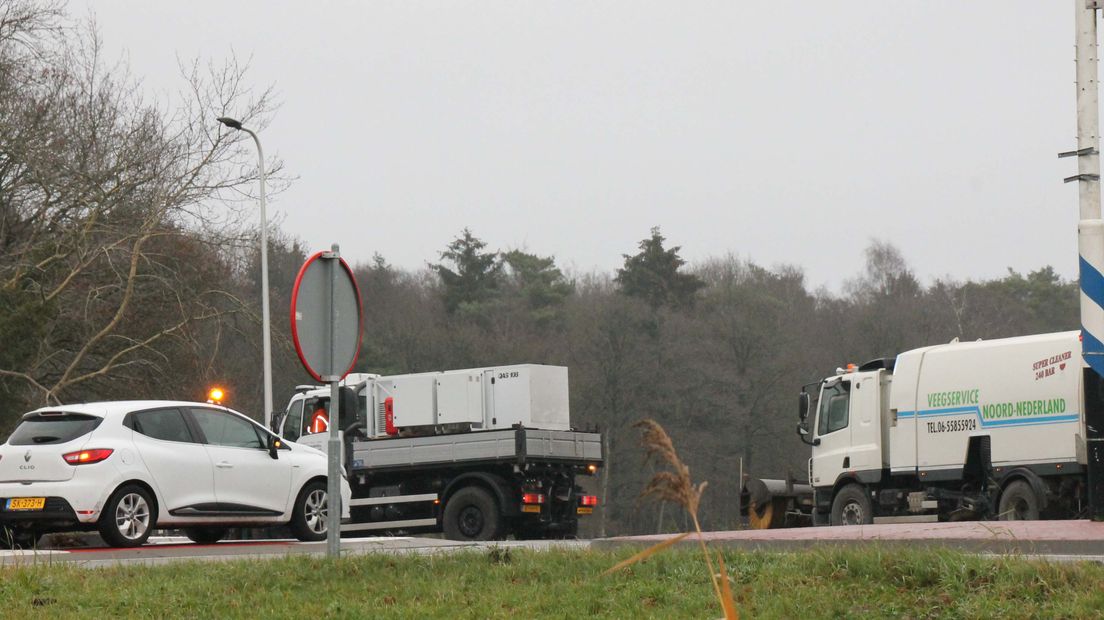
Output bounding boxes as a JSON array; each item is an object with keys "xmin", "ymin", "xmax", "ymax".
[{"xmin": 1074, "ymin": 0, "xmax": 1104, "ymax": 521}]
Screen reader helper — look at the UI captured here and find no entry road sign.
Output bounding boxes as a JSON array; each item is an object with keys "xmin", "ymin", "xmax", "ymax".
[{"xmin": 290, "ymin": 247, "xmax": 363, "ymax": 382}]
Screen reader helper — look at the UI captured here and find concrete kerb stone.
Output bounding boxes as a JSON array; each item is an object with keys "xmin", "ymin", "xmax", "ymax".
[
  {"xmin": 592, "ymin": 536, "xmax": 1104, "ymax": 556},
  {"xmin": 591, "ymin": 520, "xmax": 1104, "ymax": 557}
]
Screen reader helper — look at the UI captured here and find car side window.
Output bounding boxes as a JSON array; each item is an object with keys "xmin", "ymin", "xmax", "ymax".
[
  {"xmin": 190, "ymin": 408, "xmax": 264, "ymax": 449},
  {"xmin": 130, "ymin": 408, "xmax": 194, "ymax": 443}
]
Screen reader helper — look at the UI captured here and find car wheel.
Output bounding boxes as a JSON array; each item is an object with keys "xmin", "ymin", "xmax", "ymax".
[
  {"xmin": 830, "ymin": 484, "xmax": 873, "ymax": 526},
  {"xmin": 99, "ymin": 484, "xmax": 155, "ymax": 548},
  {"xmin": 183, "ymin": 527, "xmax": 228, "ymax": 545},
  {"xmin": 290, "ymin": 480, "xmax": 329, "ymax": 542},
  {"xmin": 0, "ymin": 527, "xmax": 40, "ymax": 550},
  {"xmin": 998, "ymin": 480, "xmax": 1041, "ymax": 521},
  {"xmin": 443, "ymin": 486, "xmax": 503, "ymax": 541}
]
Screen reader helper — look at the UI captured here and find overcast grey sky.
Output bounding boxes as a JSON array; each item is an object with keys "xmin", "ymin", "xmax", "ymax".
[{"xmin": 79, "ymin": 1, "xmax": 1082, "ymax": 290}]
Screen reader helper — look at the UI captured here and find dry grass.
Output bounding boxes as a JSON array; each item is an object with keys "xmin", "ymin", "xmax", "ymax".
[{"xmin": 602, "ymin": 419, "xmax": 739, "ymax": 619}]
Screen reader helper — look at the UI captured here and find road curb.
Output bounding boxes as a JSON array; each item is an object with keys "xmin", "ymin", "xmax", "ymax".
[
  {"xmin": 591, "ymin": 536, "xmax": 1104, "ymax": 556},
  {"xmin": 591, "ymin": 520, "xmax": 1104, "ymax": 557}
]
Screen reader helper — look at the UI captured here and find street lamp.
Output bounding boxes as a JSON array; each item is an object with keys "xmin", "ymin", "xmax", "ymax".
[{"xmin": 217, "ymin": 116, "xmax": 274, "ymax": 430}]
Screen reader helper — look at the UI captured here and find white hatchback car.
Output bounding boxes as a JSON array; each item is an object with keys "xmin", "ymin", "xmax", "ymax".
[{"xmin": 0, "ymin": 401, "xmax": 350, "ymax": 548}]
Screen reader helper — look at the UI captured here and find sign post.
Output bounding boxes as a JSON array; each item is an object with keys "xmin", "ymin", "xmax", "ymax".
[
  {"xmin": 1071, "ymin": 0, "xmax": 1104, "ymax": 521},
  {"xmin": 290, "ymin": 244, "xmax": 363, "ymax": 556}
]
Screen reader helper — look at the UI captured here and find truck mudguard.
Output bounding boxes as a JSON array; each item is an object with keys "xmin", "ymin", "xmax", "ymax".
[
  {"xmin": 997, "ymin": 467, "xmax": 1050, "ymax": 512},
  {"xmin": 833, "ymin": 469, "xmax": 882, "ymax": 490}
]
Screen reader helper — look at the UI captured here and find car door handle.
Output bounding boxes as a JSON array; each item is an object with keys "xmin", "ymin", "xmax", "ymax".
[{"xmin": 215, "ymin": 461, "xmax": 234, "ymax": 469}]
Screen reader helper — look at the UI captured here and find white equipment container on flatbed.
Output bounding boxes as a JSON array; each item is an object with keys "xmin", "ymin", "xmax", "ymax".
[{"xmin": 369, "ymin": 364, "xmax": 570, "ymax": 435}]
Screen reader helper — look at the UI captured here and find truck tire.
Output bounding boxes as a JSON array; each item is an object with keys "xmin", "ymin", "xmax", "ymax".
[
  {"xmin": 997, "ymin": 480, "xmax": 1040, "ymax": 520},
  {"xmin": 830, "ymin": 484, "xmax": 873, "ymax": 526},
  {"xmin": 443, "ymin": 486, "xmax": 504, "ymax": 541}
]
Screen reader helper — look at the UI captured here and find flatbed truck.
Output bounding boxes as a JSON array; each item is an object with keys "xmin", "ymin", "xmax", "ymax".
[{"xmin": 274, "ymin": 364, "xmax": 602, "ymax": 540}]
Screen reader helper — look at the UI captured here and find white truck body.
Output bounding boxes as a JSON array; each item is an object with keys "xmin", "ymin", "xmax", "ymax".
[
  {"xmin": 890, "ymin": 331, "xmax": 1082, "ymax": 474},
  {"xmin": 805, "ymin": 331, "xmax": 1090, "ymax": 524}
]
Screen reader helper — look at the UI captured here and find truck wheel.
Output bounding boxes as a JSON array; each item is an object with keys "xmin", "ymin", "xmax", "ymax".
[
  {"xmin": 830, "ymin": 484, "xmax": 873, "ymax": 526},
  {"xmin": 290, "ymin": 480, "xmax": 329, "ymax": 542},
  {"xmin": 998, "ymin": 480, "xmax": 1040, "ymax": 520},
  {"xmin": 99, "ymin": 484, "xmax": 155, "ymax": 548},
  {"xmin": 443, "ymin": 487, "xmax": 503, "ymax": 541},
  {"xmin": 184, "ymin": 527, "xmax": 228, "ymax": 545}
]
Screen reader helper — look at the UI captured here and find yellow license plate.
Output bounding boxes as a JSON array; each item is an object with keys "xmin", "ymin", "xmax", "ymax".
[
  {"xmin": 521, "ymin": 505, "xmax": 542, "ymax": 513},
  {"xmin": 7, "ymin": 497, "xmax": 45, "ymax": 511},
  {"xmin": 577, "ymin": 507, "xmax": 593, "ymax": 515}
]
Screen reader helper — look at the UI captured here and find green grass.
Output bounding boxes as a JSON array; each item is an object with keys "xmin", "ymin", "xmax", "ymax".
[{"xmin": 2, "ymin": 547, "xmax": 1103, "ymax": 619}]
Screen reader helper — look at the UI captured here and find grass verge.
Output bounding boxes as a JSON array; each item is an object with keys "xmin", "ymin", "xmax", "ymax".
[{"xmin": 2, "ymin": 546, "xmax": 1103, "ymax": 618}]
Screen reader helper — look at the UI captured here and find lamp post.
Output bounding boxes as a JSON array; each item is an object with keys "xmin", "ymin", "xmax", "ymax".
[{"xmin": 217, "ymin": 116, "xmax": 274, "ymax": 430}]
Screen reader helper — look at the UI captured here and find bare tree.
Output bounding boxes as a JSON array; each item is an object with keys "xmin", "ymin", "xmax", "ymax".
[{"xmin": 0, "ymin": 3, "xmax": 281, "ymax": 421}]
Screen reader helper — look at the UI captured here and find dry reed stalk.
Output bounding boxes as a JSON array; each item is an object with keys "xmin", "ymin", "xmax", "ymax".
[{"xmin": 603, "ymin": 419, "xmax": 738, "ymax": 619}]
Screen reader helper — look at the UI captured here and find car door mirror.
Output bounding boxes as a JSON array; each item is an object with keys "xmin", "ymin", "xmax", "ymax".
[{"xmin": 268, "ymin": 436, "xmax": 282, "ymax": 460}]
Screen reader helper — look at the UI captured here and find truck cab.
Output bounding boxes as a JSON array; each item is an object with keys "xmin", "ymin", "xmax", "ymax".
[
  {"xmin": 275, "ymin": 373, "xmax": 375, "ymax": 456},
  {"xmin": 798, "ymin": 360, "xmax": 894, "ymax": 524},
  {"xmin": 800, "ymin": 363, "xmax": 891, "ymax": 487}
]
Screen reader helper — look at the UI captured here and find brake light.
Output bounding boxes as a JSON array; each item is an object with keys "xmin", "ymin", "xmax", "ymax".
[
  {"xmin": 579, "ymin": 495, "xmax": 598, "ymax": 507},
  {"xmin": 521, "ymin": 493, "xmax": 545, "ymax": 505},
  {"xmin": 62, "ymin": 449, "xmax": 113, "ymax": 465}
]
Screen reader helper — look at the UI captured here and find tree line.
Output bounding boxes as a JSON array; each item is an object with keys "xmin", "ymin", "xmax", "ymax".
[{"xmin": 0, "ymin": 2, "xmax": 1080, "ymax": 536}]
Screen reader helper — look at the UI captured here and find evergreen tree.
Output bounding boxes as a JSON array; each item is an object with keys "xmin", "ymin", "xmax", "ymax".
[
  {"xmin": 502, "ymin": 250, "xmax": 574, "ymax": 323},
  {"xmin": 615, "ymin": 227, "xmax": 705, "ymax": 309},
  {"xmin": 432, "ymin": 229, "xmax": 503, "ymax": 314}
]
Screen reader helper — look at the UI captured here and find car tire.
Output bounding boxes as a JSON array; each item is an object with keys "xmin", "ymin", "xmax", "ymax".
[
  {"xmin": 443, "ymin": 486, "xmax": 503, "ymax": 541},
  {"xmin": 99, "ymin": 484, "xmax": 155, "ymax": 548},
  {"xmin": 184, "ymin": 527, "xmax": 228, "ymax": 545},
  {"xmin": 998, "ymin": 480, "xmax": 1041, "ymax": 521},
  {"xmin": 830, "ymin": 484, "xmax": 873, "ymax": 526},
  {"xmin": 289, "ymin": 480, "xmax": 329, "ymax": 542},
  {"xmin": 0, "ymin": 527, "xmax": 40, "ymax": 550}
]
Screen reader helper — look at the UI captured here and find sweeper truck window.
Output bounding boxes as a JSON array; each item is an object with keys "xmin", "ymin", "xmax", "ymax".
[{"xmin": 817, "ymin": 380, "xmax": 850, "ymax": 436}]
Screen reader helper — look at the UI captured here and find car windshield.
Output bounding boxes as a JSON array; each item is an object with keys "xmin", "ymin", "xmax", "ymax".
[{"xmin": 7, "ymin": 412, "xmax": 103, "ymax": 445}]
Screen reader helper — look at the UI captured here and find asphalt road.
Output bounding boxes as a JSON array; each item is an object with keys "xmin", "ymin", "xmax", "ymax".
[
  {"xmin": 6, "ymin": 520, "xmax": 1104, "ymax": 568},
  {"xmin": 0, "ymin": 536, "xmax": 589, "ymax": 568}
]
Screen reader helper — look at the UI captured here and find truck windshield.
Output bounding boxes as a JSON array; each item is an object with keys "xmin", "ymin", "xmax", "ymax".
[{"xmin": 816, "ymin": 380, "xmax": 850, "ymax": 436}]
